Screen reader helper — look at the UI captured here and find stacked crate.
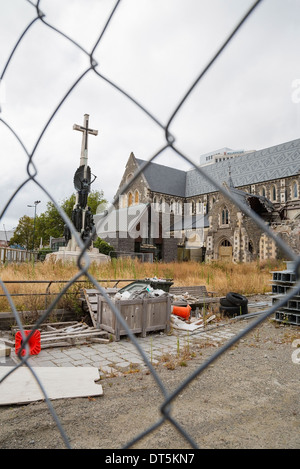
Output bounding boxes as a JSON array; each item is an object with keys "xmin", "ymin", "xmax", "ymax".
[{"xmin": 271, "ymin": 262, "xmax": 300, "ymax": 325}]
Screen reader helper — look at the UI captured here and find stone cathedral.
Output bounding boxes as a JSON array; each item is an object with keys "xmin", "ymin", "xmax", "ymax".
[{"xmin": 97, "ymin": 137, "xmax": 300, "ymax": 263}]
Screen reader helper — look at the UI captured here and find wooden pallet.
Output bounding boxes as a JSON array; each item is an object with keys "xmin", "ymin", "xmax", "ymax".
[
  {"xmin": 12, "ymin": 321, "xmax": 110, "ymax": 349},
  {"xmin": 82, "ymin": 288, "xmax": 118, "ymax": 328}
]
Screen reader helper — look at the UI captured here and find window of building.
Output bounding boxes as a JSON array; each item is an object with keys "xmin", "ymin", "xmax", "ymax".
[
  {"xmin": 221, "ymin": 239, "xmax": 231, "ymax": 247},
  {"xmin": 293, "ymin": 181, "xmax": 298, "ymax": 199},
  {"xmin": 221, "ymin": 207, "xmax": 229, "ymax": 225},
  {"xmin": 128, "ymin": 192, "xmax": 133, "ymax": 207},
  {"xmin": 191, "ymin": 200, "xmax": 196, "ymax": 215},
  {"xmin": 126, "ymin": 173, "xmax": 133, "ymax": 183},
  {"xmin": 170, "ymin": 199, "xmax": 175, "ymax": 213},
  {"xmin": 272, "ymin": 185, "xmax": 277, "ymax": 201},
  {"xmin": 134, "ymin": 190, "xmax": 139, "ymax": 204}
]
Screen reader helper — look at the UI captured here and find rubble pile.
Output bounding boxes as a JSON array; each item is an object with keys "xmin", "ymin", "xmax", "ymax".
[
  {"xmin": 114, "ymin": 286, "xmax": 168, "ymax": 301},
  {"xmin": 170, "ymin": 313, "xmax": 216, "ymax": 332},
  {"xmin": 170, "ymin": 292, "xmax": 200, "ymax": 305},
  {"xmin": 114, "ymin": 285, "xmax": 217, "ymax": 332}
]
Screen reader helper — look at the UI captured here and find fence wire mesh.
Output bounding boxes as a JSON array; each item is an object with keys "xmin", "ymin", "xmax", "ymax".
[{"xmin": 0, "ymin": 0, "xmax": 299, "ymax": 450}]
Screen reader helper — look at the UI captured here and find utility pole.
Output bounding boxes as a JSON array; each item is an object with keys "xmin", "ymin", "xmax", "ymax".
[{"xmin": 27, "ymin": 200, "xmax": 41, "ymax": 251}]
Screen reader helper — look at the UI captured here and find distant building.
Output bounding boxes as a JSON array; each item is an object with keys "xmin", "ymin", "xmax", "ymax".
[
  {"xmin": 50, "ymin": 237, "xmax": 66, "ymax": 251},
  {"xmin": 0, "ymin": 230, "xmax": 15, "ymax": 247},
  {"xmin": 200, "ymin": 148, "xmax": 255, "ymax": 166},
  {"xmin": 96, "ymin": 137, "xmax": 300, "ymax": 263}
]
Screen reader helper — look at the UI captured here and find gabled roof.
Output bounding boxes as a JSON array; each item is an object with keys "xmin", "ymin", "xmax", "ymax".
[
  {"xmin": 186, "ymin": 138, "xmax": 300, "ymax": 197},
  {"xmin": 135, "ymin": 158, "xmax": 186, "ymax": 197},
  {"xmin": 135, "ymin": 137, "xmax": 300, "ymax": 198}
]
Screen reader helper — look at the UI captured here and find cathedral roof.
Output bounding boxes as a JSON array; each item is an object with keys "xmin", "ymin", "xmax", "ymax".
[
  {"xmin": 135, "ymin": 137, "xmax": 300, "ymax": 198},
  {"xmin": 186, "ymin": 137, "xmax": 300, "ymax": 196},
  {"xmin": 135, "ymin": 158, "xmax": 186, "ymax": 197}
]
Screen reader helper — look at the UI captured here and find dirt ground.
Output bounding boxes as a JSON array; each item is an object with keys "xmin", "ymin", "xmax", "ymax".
[{"xmin": 0, "ymin": 306, "xmax": 299, "ymax": 450}]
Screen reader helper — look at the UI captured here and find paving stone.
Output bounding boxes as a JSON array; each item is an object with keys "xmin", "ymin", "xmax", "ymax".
[
  {"xmin": 95, "ymin": 359, "xmax": 111, "ymax": 367},
  {"xmin": 69, "ymin": 359, "xmax": 94, "ymax": 366},
  {"xmin": 30, "ymin": 360, "xmax": 59, "ymax": 367},
  {"xmin": 99, "ymin": 365, "xmax": 122, "ymax": 376},
  {"xmin": 1, "ymin": 322, "xmax": 242, "ymax": 374},
  {"xmin": 120, "ymin": 351, "xmax": 142, "ymax": 359},
  {"xmin": 54, "ymin": 361, "xmax": 76, "ymax": 367},
  {"xmin": 113, "ymin": 361, "xmax": 132, "ymax": 371},
  {"xmin": 64, "ymin": 352, "xmax": 87, "ymax": 361},
  {"xmin": 49, "ymin": 356, "xmax": 73, "ymax": 365}
]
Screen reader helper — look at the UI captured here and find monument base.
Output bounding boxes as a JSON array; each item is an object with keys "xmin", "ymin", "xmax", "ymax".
[{"xmin": 45, "ymin": 246, "xmax": 110, "ymax": 265}]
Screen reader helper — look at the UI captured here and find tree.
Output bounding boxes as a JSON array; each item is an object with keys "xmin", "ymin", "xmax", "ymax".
[
  {"xmin": 85, "ymin": 190, "xmax": 106, "ymax": 215},
  {"xmin": 9, "ymin": 215, "xmax": 34, "ymax": 250},
  {"xmin": 10, "ymin": 190, "xmax": 107, "ymax": 249},
  {"xmin": 35, "ymin": 190, "xmax": 107, "ymax": 246},
  {"xmin": 35, "ymin": 202, "xmax": 66, "ymax": 244}
]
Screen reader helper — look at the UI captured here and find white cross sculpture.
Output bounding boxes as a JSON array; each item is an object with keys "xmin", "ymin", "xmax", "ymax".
[{"xmin": 73, "ymin": 114, "xmax": 98, "ymax": 178}]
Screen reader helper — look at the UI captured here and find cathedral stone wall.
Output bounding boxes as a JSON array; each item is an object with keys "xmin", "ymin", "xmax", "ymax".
[
  {"xmin": 100, "ymin": 143, "xmax": 300, "ymax": 263},
  {"xmin": 114, "ymin": 152, "xmax": 150, "ymax": 210}
]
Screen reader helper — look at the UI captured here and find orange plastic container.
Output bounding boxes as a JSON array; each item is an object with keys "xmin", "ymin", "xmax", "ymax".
[
  {"xmin": 172, "ymin": 304, "xmax": 191, "ymax": 320},
  {"xmin": 15, "ymin": 330, "xmax": 41, "ymax": 357}
]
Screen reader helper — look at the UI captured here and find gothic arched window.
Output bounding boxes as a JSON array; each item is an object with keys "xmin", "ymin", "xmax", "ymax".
[
  {"xmin": 293, "ymin": 181, "xmax": 298, "ymax": 199},
  {"xmin": 221, "ymin": 207, "xmax": 229, "ymax": 225},
  {"xmin": 134, "ymin": 190, "xmax": 139, "ymax": 204}
]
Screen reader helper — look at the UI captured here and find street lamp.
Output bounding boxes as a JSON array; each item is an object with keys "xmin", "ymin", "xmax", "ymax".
[{"xmin": 27, "ymin": 200, "xmax": 41, "ymax": 251}]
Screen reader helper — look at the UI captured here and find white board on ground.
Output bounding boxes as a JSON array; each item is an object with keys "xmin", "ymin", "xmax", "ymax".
[{"xmin": 0, "ymin": 366, "xmax": 103, "ymax": 405}]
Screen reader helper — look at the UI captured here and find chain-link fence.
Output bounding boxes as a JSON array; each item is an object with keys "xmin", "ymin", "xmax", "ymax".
[{"xmin": 0, "ymin": 0, "xmax": 299, "ymax": 449}]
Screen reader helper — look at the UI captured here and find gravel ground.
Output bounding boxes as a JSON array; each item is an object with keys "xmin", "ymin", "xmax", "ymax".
[{"xmin": 0, "ymin": 298, "xmax": 299, "ymax": 450}]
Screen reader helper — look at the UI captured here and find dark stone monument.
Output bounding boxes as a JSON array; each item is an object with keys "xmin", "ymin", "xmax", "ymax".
[{"xmin": 47, "ymin": 114, "xmax": 109, "ymax": 264}]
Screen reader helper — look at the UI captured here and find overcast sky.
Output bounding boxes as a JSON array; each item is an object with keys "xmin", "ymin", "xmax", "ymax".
[{"xmin": 1, "ymin": 0, "xmax": 300, "ymax": 232}]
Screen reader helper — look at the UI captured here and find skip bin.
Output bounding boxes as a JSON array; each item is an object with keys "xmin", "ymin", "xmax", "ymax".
[{"xmin": 97, "ymin": 296, "xmax": 171, "ymax": 341}]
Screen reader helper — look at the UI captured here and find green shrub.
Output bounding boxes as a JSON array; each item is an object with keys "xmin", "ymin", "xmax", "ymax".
[{"xmin": 94, "ymin": 237, "xmax": 115, "ymax": 256}]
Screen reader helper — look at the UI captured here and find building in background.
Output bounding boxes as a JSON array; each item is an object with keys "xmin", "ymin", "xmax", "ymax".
[
  {"xmin": 96, "ymin": 137, "xmax": 300, "ymax": 263},
  {"xmin": 200, "ymin": 148, "xmax": 255, "ymax": 166},
  {"xmin": 0, "ymin": 229, "xmax": 15, "ymax": 247}
]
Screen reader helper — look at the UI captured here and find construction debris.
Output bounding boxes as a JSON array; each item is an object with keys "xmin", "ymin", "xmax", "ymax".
[
  {"xmin": 171, "ymin": 313, "xmax": 216, "ymax": 331},
  {"xmin": 0, "ymin": 366, "xmax": 103, "ymax": 405},
  {"xmin": 0, "ymin": 341, "xmax": 11, "ymax": 358},
  {"xmin": 114, "ymin": 286, "xmax": 168, "ymax": 300},
  {"xmin": 170, "ymin": 292, "xmax": 219, "ymax": 307},
  {"xmin": 169, "ymin": 285, "xmax": 220, "ymax": 305},
  {"xmin": 12, "ymin": 321, "xmax": 110, "ymax": 350},
  {"xmin": 82, "ymin": 286, "xmax": 219, "ymax": 338}
]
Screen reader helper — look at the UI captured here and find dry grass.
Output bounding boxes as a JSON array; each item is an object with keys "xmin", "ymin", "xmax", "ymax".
[{"xmin": 0, "ymin": 257, "xmax": 286, "ymax": 312}]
